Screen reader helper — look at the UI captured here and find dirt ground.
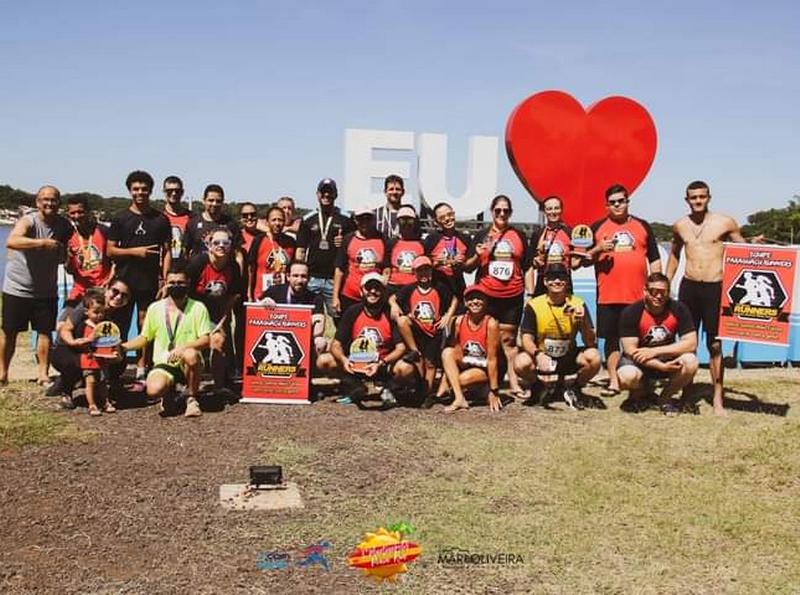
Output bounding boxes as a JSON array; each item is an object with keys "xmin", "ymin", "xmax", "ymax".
[{"xmin": 1, "ymin": 338, "xmax": 798, "ymax": 594}]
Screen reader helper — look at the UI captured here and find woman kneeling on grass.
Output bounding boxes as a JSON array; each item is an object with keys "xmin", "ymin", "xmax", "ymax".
[{"xmin": 441, "ymin": 285, "xmax": 502, "ymax": 413}]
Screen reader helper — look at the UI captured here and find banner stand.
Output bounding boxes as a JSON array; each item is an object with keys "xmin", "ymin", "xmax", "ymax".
[{"xmin": 241, "ymin": 302, "xmax": 314, "ymax": 405}]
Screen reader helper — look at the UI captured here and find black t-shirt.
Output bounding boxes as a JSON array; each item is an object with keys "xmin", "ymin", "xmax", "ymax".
[
  {"xmin": 185, "ymin": 253, "xmax": 243, "ymax": 322},
  {"xmin": 183, "ymin": 213, "xmax": 241, "ymax": 258},
  {"xmin": 262, "ymin": 284, "xmax": 325, "ymax": 315},
  {"xmin": 108, "ymin": 208, "xmax": 171, "ymax": 293},
  {"xmin": 296, "ymin": 209, "xmax": 355, "ymax": 279}
]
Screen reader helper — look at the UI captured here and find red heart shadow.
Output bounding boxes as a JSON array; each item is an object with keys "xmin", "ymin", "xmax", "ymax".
[{"xmin": 505, "ymin": 90, "xmax": 657, "ymax": 226}]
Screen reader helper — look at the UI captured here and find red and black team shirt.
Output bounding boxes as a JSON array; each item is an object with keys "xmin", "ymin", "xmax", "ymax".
[
  {"xmin": 526, "ymin": 223, "xmax": 573, "ymax": 295},
  {"xmin": 67, "ymin": 225, "xmax": 112, "ymax": 301},
  {"xmin": 590, "ymin": 216, "xmax": 661, "ymax": 305},
  {"xmin": 424, "ymin": 230, "xmax": 471, "ymax": 296},
  {"xmin": 450, "ymin": 314, "xmax": 493, "ymax": 368},
  {"xmin": 164, "ymin": 209, "xmax": 191, "ymax": 262},
  {"xmin": 387, "ymin": 238, "xmax": 426, "ymax": 287},
  {"xmin": 468, "ymin": 226, "xmax": 528, "ymax": 298},
  {"xmin": 335, "ymin": 232, "xmax": 388, "ymax": 300},
  {"xmin": 248, "ymin": 233, "xmax": 296, "ymax": 298},
  {"xmin": 619, "ymin": 300, "xmax": 695, "ymax": 346},
  {"xmin": 186, "ymin": 253, "xmax": 243, "ymax": 323},
  {"xmin": 395, "ymin": 282, "xmax": 452, "ymax": 337},
  {"xmin": 335, "ymin": 303, "xmax": 399, "ymax": 359},
  {"xmin": 240, "ymin": 228, "xmax": 263, "ymax": 256}
]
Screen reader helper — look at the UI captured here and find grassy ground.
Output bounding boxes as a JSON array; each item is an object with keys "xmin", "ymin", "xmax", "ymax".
[
  {"xmin": 1, "ymin": 339, "xmax": 799, "ymax": 592},
  {"xmin": 253, "ymin": 370, "xmax": 800, "ymax": 593}
]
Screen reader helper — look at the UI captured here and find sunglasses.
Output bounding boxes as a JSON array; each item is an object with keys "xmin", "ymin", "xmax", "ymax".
[
  {"xmin": 493, "ymin": 207, "xmax": 511, "ymax": 215},
  {"xmin": 240, "ymin": 213, "xmax": 257, "ymax": 220},
  {"xmin": 607, "ymin": 198, "xmax": 629, "ymax": 207},
  {"xmin": 211, "ymin": 239, "xmax": 232, "ymax": 247},
  {"xmin": 545, "ymin": 275, "xmax": 568, "ymax": 283},
  {"xmin": 364, "ymin": 284, "xmax": 384, "ymax": 293},
  {"xmin": 646, "ymin": 287, "xmax": 668, "ymax": 297},
  {"xmin": 164, "ymin": 188, "xmax": 183, "ymax": 195},
  {"xmin": 110, "ymin": 287, "xmax": 130, "ymax": 300}
]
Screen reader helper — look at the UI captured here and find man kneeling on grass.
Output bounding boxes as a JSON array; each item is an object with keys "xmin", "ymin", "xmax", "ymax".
[
  {"xmin": 617, "ymin": 272, "xmax": 698, "ymax": 415},
  {"xmin": 514, "ymin": 263, "xmax": 601, "ymax": 409},
  {"xmin": 316, "ymin": 272, "xmax": 417, "ymax": 408},
  {"xmin": 119, "ymin": 265, "xmax": 212, "ymax": 418}
]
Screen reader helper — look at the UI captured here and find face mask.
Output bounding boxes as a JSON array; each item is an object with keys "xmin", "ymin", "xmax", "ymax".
[{"xmin": 168, "ymin": 284, "xmax": 188, "ymax": 300}]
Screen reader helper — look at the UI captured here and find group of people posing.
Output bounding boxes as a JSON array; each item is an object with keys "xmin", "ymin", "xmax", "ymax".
[{"xmin": 0, "ymin": 171, "xmax": 750, "ymax": 417}]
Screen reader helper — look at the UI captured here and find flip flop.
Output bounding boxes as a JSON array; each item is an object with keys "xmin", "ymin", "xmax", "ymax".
[
  {"xmin": 88, "ymin": 406, "xmax": 102, "ymax": 417},
  {"xmin": 444, "ymin": 401, "xmax": 469, "ymax": 414},
  {"xmin": 600, "ymin": 387, "xmax": 621, "ymax": 397}
]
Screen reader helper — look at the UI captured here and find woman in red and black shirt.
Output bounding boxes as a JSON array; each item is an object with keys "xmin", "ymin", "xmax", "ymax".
[
  {"xmin": 440, "ymin": 285, "xmax": 501, "ymax": 413},
  {"xmin": 332, "ymin": 207, "xmax": 388, "ymax": 316},
  {"xmin": 525, "ymin": 195, "xmax": 582, "ymax": 297},
  {"xmin": 468, "ymin": 195, "xmax": 529, "ymax": 397}
]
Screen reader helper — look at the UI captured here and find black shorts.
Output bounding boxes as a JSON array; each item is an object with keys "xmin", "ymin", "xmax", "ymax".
[
  {"xmin": 485, "ymin": 293, "xmax": 524, "ymax": 326},
  {"xmin": 537, "ymin": 349, "xmax": 581, "ymax": 376},
  {"xmin": 412, "ymin": 325, "xmax": 443, "ymax": 366},
  {"xmin": 596, "ymin": 303, "xmax": 628, "ymax": 339},
  {"xmin": 679, "ymin": 279, "xmax": 721, "ymax": 340},
  {"xmin": 618, "ymin": 354, "xmax": 670, "ymax": 381},
  {"xmin": 2, "ymin": 292, "xmax": 58, "ymax": 333}
]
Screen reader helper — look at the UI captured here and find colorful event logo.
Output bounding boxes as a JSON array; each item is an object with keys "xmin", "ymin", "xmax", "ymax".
[
  {"xmin": 719, "ymin": 244, "xmax": 797, "ymax": 346},
  {"xmin": 250, "ymin": 330, "xmax": 304, "ymax": 378},
  {"xmin": 256, "ymin": 540, "xmax": 332, "ymax": 571},
  {"xmin": 347, "ymin": 525, "xmax": 421, "ymax": 583}
]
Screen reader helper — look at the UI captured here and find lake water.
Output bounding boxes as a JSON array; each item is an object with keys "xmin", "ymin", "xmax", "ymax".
[{"xmin": 0, "ymin": 224, "xmax": 10, "ymax": 284}]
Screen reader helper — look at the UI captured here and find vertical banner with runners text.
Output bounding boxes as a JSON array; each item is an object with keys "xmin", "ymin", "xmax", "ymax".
[
  {"xmin": 242, "ymin": 303, "xmax": 313, "ymax": 404},
  {"xmin": 719, "ymin": 243, "xmax": 798, "ymax": 346}
]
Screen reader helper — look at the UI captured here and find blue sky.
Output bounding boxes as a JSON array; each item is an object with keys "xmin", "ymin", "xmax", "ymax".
[{"xmin": 1, "ymin": 1, "xmax": 798, "ymax": 225}]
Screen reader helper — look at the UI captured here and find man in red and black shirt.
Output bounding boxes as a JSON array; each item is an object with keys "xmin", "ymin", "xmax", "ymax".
[
  {"xmin": 424, "ymin": 202, "xmax": 473, "ymax": 299},
  {"xmin": 618, "ymin": 273, "xmax": 698, "ymax": 415},
  {"xmin": 317, "ymin": 273, "xmax": 416, "ymax": 408},
  {"xmin": 586, "ymin": 184, "xmax": 662, "ymax": 396},
  {"xmin": 386, "ymin": 205, "xmax": 426, "ymax": 294},
  {"xmin": 64, "ymin": 195, "xmax": 113, "ymax": 307},
  {"xmin": 162, "ymin": 175, "xmax": 191, "ymax": 265},
  {"xmin": 332, "ymin": 206, "xmax": 388, "ymax": 316},
  {"xmin": 389, "ymin": 256, "xmax": 457, "ymax": 402}
]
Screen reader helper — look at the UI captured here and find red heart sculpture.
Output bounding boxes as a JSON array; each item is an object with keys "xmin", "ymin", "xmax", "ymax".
[{"xmin": 505, "ymin": 90, "xmax": 657, "ymax": 226}]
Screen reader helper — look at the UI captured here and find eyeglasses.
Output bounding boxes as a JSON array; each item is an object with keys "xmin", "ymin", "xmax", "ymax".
[
  {"xmin": 493, "ymin": 207, "xmax": 511, "ymax": 215},
  {"xmin": 110, "ymin": 287, "xmax": 130, "ymax": 300},
  {"xmin": 211, "ymin": 239, "xmax": 231, "ymax": 247},
  {"xmin": 646, "ymin": 287, "xmax": 668, "ymax": 297},
  {"xmin": 607, "ymin": 198, "xmax": 629, "ymax": 207}
]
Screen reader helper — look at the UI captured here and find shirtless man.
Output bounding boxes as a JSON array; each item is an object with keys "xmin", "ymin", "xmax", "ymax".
[{"xmin": 666, "ymin": 180, "xmax": 756, "ymax": 416}]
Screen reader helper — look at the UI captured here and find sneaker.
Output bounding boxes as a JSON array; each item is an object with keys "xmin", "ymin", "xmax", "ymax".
[
  {"xmin": 45, "ymin": 378, "xmax": 64, "ymax": 397},
  {"xmin": 380, "ymin": 387, "xmax": 397, "ymax": 407},
  {"xmin": 336, "ymin": 396, "xmax": 353, "ymax": 405},
  {"xmin": 184, "ymin": 396, "xmax": 202, "ymax": 418},
  {"xmin": 421, "ymin": 394, "xmax": 437, "ymax": 410},
  {"xmin": 661, "ymin": 402, "xmax": 680, "ymax": 417},
  {"xmin": 60, "ymin": 395, "xmax": 76, "ymax": 410},
  {"xmin": 563, "ymin": 388, "xmax": 584, "ymax": 410}
]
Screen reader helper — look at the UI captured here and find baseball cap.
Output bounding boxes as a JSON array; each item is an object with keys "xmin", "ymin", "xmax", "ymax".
[
  {"xmin": 397, "ymin": 205, "xmax": 417, "ymax": 219},
  {"xmin": 412, "ymin": 255, "xmax": 432, "ymax": 270},
  {"xmin": 354, "ymin": 204, "xmax": 376, "ymax": 217},
  {"xmin": 463, "ymin": 284, "xmax": 488, "ymax": 299},
  {"xmin": 543, "ymin": 263, "xmax": 569, "ymax": 278},
  {"xmin": 360, "ymin": 272, "xmax": 386, "ymax": 288},
  {"xmin": 317, "ymin": 178, "xmax": 337, "ymax": 192}
]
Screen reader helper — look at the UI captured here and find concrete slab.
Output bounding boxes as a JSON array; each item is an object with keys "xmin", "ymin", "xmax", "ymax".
[{"xmin": 219, "ymin": 482, "xmax": 304, "ymax": 511}]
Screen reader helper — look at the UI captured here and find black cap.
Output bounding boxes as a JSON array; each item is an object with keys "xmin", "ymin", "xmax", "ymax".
[
  {"xmin": 544, "ymin": 263, "xmax": 569, "ymax": 278},
  {"xmin": 317, "ymin": 178, "xmax": 337, "ymax": 192}
]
